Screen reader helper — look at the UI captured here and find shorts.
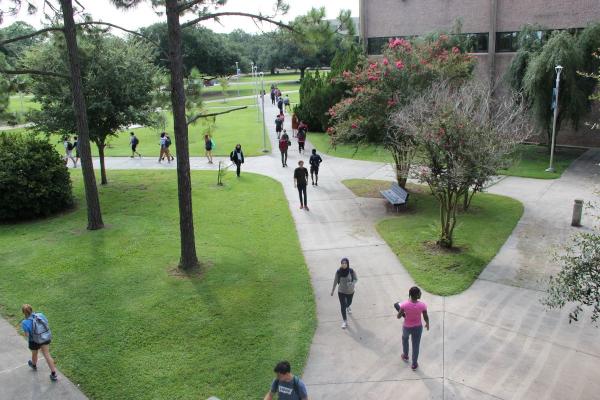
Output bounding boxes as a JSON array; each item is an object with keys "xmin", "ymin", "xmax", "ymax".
[
  {"xmin": 64, "ymin": 150, "xmax": 73, "ymax": 158},
  {"xmin": 310, "ymin": 166, "xmax": 319, "ymax": 174},
  {"xmin": 276, "ymin": 127, "xmax": 282, "ymax": 133},
  {"xmin": 131, "ymin": 144, "xmax": 137, "ymax": 152},
  {"xmin": 29, "ymin": 340, "xmax": 51, "ymax": 351}
]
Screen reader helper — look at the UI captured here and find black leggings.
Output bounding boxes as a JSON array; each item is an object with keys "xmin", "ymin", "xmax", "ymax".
[
  {"xmin": 280, "ymin": 150, "xmax": 288, "ymax": 166},
  {"xmin": 234, "ymin": 161, "xmax": 242, "ymax": 176},
  {"xmin": 297, "ymin": 185, "xmax": 307, "ymax": 206},
  {"xmin": 338, "ymin": 292, "xmax": 354, "ymax": 321}
]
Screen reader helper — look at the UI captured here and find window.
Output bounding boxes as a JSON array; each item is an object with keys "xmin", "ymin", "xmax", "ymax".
[
  {"xmin": 496, "ymin": 31, "xmax": 519, "ymax": 52},
  {"xmin": 367, "ymin": 37, "xmax": 392, "ymax": 55},
  {"xmin": 457, "ymin": 33, "xmax": 489, "ymax": 53}
]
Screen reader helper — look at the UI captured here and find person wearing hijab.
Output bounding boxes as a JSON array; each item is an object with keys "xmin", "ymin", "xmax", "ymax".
[{"xmin": 330, "ymin": 258, "xmax": 358, "ymax": 329}]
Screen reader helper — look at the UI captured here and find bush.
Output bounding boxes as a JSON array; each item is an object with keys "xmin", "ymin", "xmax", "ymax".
[{"xmin": 0, "ymin": 133, "xmax": 73, "ymax": 221}]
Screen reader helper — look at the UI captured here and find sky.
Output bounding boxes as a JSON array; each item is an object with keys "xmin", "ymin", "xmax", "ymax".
[{"xmin": 1, "ymin": 0, "xmax": 359, "ymax": 34}]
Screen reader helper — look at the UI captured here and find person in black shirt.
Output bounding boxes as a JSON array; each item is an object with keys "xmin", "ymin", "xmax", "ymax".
[
  {"xmin": 309, "ymin": 149, "xmax": 323, "ymax": 186},
  {"xmin": 294, "ymin": 160, "xmax": 309, "ymax": 211},
  {"xmin": 230, "ymin": 144, "xmax": 245, "ymax": 177}
]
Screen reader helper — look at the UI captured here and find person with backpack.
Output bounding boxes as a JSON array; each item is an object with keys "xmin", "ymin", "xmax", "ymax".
[
  {"xmin": 270, "ymin": 88, "xmax": 276, "ymax": 105},
  {"xmin": 279, "ymin": 130, "xmax": 291, "ymax": 167},
  {"xmin": 73, "ymin": 136, "xmax": 80, "ymax": 165},
  {"xmin": 277, "ymin": 96, "xmax": 284, "ymax": 114},
  {"xmin": 130, "ymin": 132, "xmax": 141, "ymax": 158},
  {"xmin": 330, "ymin": 258, "xmax": 358, "ymax": 329},
  {"xmin": 275, "ymin": 115, "xmax": 284, "ymax": 139},
  {"xmin": 394, "ymin": 286, "xmax": 430, "ymax": 370},
  {"xmin": 264, "ymin": 360, "xmax": 309, "ymax": 400},
  {"xmin": 164, "ymin": 134, "xmax": 174, "ymax": 162},
  {"xmin": 204, "ymin": 134, "xmax": 214, "ymax": 164},
  {"xmin": 63, "ymin": 136, "xmax": 77, "ymax": 167},
  {"xmin": 20, "ymin": 304, "xmax": 58, "ymax": 381},
  {"xmin": 158, "ymin": 132, "xmax": 167, "ymax": 163},
  {"xmin": 283, "ymin": 94, "xmax": 291, "ymax": 112},
  {"xmin": 230, "ymin": 143, "xmax": 244, "ymax": 177},
  {"xmin": 296, "ymin": 127, "xmax": 306, "ymax": 154},
  {"xmin": 309, "ymin": 149, "xmax": 323, "ymax": 186}
]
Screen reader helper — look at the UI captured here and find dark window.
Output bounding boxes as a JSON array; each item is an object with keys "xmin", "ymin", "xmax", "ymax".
[
  {"xmin": 459, "ymin": 33, "xmax": 489, "ymax": 53},
  {"xmin": 367, "ymin": 37, "xmax": 392, "ymax": 55},
  {"xmin": 496, "ymin": 31, "xmax": 519, "ymax": 52}
]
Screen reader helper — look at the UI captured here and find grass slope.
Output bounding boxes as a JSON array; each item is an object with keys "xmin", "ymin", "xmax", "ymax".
[
  {"xmin": 500, "ymin": 144, "xmax": 587, "ymax": 179},
  {"xmin": 343, "ymin": 179, "xmax": 523, "ymax": 295},
  {"xmin": 0, "ymin": 171, "xmax": 315, "ymax": 399}
]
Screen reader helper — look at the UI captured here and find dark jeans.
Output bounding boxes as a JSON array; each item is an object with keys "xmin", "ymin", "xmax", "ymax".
[
  {"xmin": 338, "ymin": 292, "xmax": 354, "ymax": 321},
  {"xmin": 234, "ymin": 160, "xmax": 242, "ymax": 176},
  {"xmin": 297, "ymin": 184, "xmax": 307, "ymax": 206},
  {"xmin": 280, "ymin": 150, "xmax": 288, "ymax": 166},
  {"xmin": 299, "ymin": 141, "xmax": 305, "ymax": 152},
  {"xmin": 402, "ymin": 325, "xmax": 423, "ymax": 365}
]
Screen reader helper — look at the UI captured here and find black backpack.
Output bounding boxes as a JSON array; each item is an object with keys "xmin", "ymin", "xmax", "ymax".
[
  {"xmin": 66, "ymin": 142, "xmax": 74, "ymax": 151},
  {"xmin": 132, "ymin": 136, "xmax": 139, "ymax": 145},
  {"xmin": 274, "ymin": 376, "xmax": 301, "ymax": 398},
  {"xmin": 165, "ymin": 137, "xmax": 172, "ymax": 147}
]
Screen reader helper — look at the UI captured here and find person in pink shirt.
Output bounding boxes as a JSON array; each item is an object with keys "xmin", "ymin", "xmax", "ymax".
[{"xmin": 394, "ymin": 286, "xmax": 429, "ymax": 370}]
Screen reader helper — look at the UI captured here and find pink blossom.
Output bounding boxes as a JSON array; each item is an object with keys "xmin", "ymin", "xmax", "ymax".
[
  {"xmin": 342, "ymin": 70, "xmax": 352, "ymax": 78},
  {"xmin": 328, "ymin": 107, "xmax": 337, "ymax": 117},
  {"xmin": 369, "ymin": 63, "xmax": 378, "ymax": 70},
  {"xmin": 368, "ymin": 75, "xmax": 379, "ymax": 81},
  {"xmin": 387, "ymin": 99, "xmax": 397, "ymax": 107},
  {"xmin": 351, "ymin": 123, "xmax": 358, "ymax": 129},
  {"xmin": 382, "ymin": 58, "xmax": 389, "ymax": 65},
  {"xmin": 452, "ymin": 46, "xmax": 460, "ymax": 54},
  {"xmin": 395, "ymin": 60, "xmax": 405, "ymax": 69}
]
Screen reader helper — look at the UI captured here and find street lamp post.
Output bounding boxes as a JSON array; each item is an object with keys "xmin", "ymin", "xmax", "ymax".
[
  {"xmin": 253, "ymin": 65, "xmax": 260, "ymax": 122},
  {"xmin": 546, "ymin": 65, "xmax": 563, "ymax": 173},
  {"xmin": 235, "ymin": 61, "xmax": 240, "ymax": 97},
  {"xmin": 259, "ymin": 72, "xmax": 268, "ymax": 152}
]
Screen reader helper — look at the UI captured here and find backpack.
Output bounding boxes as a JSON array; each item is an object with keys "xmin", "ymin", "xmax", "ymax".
[
  {"xmin": 274, "ymin": 376, "xmax": 301, "ymax": 398},
  {"xmin": 279, "ymin": 138, "xmax": 289, "ymax": 151},
  {"xmin": 165, "ymin": 137, "xmax": 172, "ymax": 147},
  {"xmin": 66, "ymin": 142, "xmax": 74, "ymax": 151},
  {"xmin": 31, "ymin": 313, "xmax": 52, "ymax": 344},
  {"xmin": 132, "ymin": 136, "xmax": 139, "ymax": 145},
  {"xmin": 284, "ymin": 97, "xmax": 290, "ymax": 105}
]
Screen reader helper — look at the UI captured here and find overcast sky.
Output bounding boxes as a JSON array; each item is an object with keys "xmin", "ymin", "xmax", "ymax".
[{"xmin": 2, "ymin": 0, "xmax": 359, "ymax": 33}]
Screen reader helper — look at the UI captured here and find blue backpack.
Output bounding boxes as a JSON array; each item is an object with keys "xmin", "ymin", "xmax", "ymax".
[{"xmin": 31, "ymin": 313, "xmax": 52, "ymax": 344}]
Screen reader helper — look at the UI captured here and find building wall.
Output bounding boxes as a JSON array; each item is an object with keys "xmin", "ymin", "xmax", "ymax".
[{"xmin": 496, "ymin": 0, "xmax": 600, "ymax": 31}]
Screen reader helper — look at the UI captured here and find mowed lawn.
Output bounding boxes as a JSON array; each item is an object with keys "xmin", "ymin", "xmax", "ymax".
[
  {"xmin": 500, "ymin": 144, "xmax": 587, "ymax": 179},
  {"xmin": 0, "ymin": 171, "xmax": 315, "ymax": 399},
  {"xmin": 343, "ymin": 179, "xmax": 523, "ymax": 295},
  {"xmin": 309, "ymin": 132, "xmax": 393, "ymax": 163}
]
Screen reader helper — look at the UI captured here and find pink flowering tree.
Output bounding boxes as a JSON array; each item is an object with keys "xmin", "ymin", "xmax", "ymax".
[
  {"xmin": 328, "ymin": 34, "xmax": 475, "ymax": 187},
  {"xmin": 391, "ymin": 80, "xmax": 532, "ymax": 248}
]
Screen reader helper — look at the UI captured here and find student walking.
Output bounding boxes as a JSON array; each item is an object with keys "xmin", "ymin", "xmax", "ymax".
[
  {"xmin": 63, "ymin": 137, "xmax": 77, "ymax": 167},
  {"xmin": 264, "ymin": 361, "xmax": 309, "ymax": 400},
  {"xmin": 296, "ymin": 129, "xmax": 306, "ymax": 154},
  {"xmin": 164, "ymin": 134, "xmax": 174, "ymax": 162},
  {"xmin": 291, "ymin": 112, "xmax": 299, "ymax": 137},
  {"xmin": 330, "ymin": 258, "xmax": 357, "ymax": 329},
  {"xmin": 294, "ymin": 160, "xmax": 309, "ymax": 211},
  {"xmin": 394, "ymin": 286, "xmax": 430, "ymax": 370},
  {"xmin": 284, "ymin": 94, "xmax": 291, "ymax": 112},
  {"xmin": 158, "ymin": 132, "xmax": 167, "ymax": 162},
  {"xmin": 20, "ymin": 304, "xmax": 58, "ymax": 382},
  {"xmin": 73, "ymin": 136, "xmax": 80, "ymax": 165},
  {"xmin": 279, "ymin": 131, "xmax": 291, "ymax": 167},
  {"xmin": 230, "ymin": 143, "xmax": 245, "ymax": 177},
  {"xmin": 277, "ymin": 96, "xmax": 284, "ymax": 114},
  {"xmin": 275, "ymin": 115, "xmax": 284, "ymax": 139},
  {"xmin": 204, "ymin": 134, "xmax": 214, "ymax": 164},
  {"xmin": 130, "ymin": 132, "xmax": 141, "ymax": 158},
  {"xmin": 309, "ymin": 149, "xmax": 323, "ymax": 186},
  {"xmin": 270, "ymin": 88, "xmax": 276, "ymax": 105}
]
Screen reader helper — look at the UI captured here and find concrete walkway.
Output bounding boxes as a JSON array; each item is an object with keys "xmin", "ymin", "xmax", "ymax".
[{"xmin": 3, "ymin": 98, "xmax": 600, "ymax": 399}]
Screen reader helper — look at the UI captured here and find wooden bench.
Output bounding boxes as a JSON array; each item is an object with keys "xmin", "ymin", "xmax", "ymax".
[{"xmin": 380, "ymin": 182, "xmax": 409, "ymax": 212}]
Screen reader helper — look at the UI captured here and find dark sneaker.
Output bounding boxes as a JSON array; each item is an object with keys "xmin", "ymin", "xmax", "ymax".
[
  {"xmin": 401, "ymin": 354, "xmax": 409, "ymax": 362},
  {"xmin": 50, "ymin": 372, "xmax": 58, "ymax": 381},
  {"xmin": 28, "ymin": 360, "xmax": 37, "ymax": 370},
  {"xmin": 411, "ymin": 363, "xmax": 418, "ymax": 370}
]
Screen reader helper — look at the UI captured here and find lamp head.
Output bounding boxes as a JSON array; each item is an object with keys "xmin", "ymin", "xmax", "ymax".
[{"xmin": 555, "ymin": 65, "xmax": 563, "ymax": 75}]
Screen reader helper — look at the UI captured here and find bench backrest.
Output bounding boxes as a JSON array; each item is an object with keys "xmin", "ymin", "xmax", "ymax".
[{"xmin": 390, "ymin": 182, "xmax": 409, "ymax": 202}]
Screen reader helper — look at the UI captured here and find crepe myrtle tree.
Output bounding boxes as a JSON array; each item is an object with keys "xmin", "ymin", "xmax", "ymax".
[
  {"xmin": 328, "ymin": 34, "xmax": 475, "ymax": 188},
  {"xmin": 391, "ymin": 80, "xmax": 532, "ymax": 248}
]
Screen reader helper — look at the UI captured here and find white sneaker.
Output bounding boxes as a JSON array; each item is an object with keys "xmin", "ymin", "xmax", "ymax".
[
  {"xmin": 341, "ymin": 321, "xmax": 347, "ymax": 329},
  {"xmin": 347, "ymin": 307, "xmax": 352, "ymax": 314}
]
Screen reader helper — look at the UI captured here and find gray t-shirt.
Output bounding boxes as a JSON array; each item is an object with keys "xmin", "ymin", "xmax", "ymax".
[{"xmin": 270, "ymin": 376, "xmax": 308, "ymax": 400}]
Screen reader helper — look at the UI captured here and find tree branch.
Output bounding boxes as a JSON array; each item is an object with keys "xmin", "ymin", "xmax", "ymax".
[
  {"xmin": 181, "ymin": 12, "xmax": 295, "ymax": 32},
  {"xmin": 177, "ymin": 0, "xmax": 203, "ymax": 13},
  {"xmin": 187, "ymin": 106, "xmax": 247, "ymax": 126},
  {"xmin": 0, "ymin": 68, "xmax": 69, "ymax": 79},
  {"xmin": 0, "ymin": 26, "xmax": 62, "ymax": 46}
]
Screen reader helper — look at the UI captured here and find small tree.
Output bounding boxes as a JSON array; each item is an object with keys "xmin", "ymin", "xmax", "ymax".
[
  {"xmin": 329, "ymin": 33, "xmax": 475, "ymax": 187},
  {"xmin": 392, "ymin": 80, "xmax": 531, "ymax": 248},
  {"xmin": 218, "ymin": 76, "xmax": 229, "ymax": 103},
  {"xmin": 24, "ymin": 32, "xmax": 160, "ymax": 185}
]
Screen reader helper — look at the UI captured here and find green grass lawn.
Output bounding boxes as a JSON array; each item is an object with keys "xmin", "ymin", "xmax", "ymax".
[
  {"xmin": 499, "ymin": 144, "xmax": 587, "ymax": 179},
  {"xmin": 0, "ymin": 170, "xmax": 315, "ymax": 399},
  {"xmin": 309, "ymin": 132, "xmax": 393, "ymax": 163},
  {"xmin": 236, "ymin": 73, "xmax": 300, "ymax": 83},
  {"xmin": 343, "ymin": 179, "xmax": 523, "ymax": 295},
  {"xmin": 6, "ymin": 94, "xmax": 40, "ymax": 114},
  {"xmin": 202, "ymin": 82, "xmax": 300, "ymax": 99}
]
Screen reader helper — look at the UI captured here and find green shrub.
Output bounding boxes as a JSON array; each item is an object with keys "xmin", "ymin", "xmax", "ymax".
[{"xmin": 0, "ymin": 133, "xmax": 73, "ymax": 221}]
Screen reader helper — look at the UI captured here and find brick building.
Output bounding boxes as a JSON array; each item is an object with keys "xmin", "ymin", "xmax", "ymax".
[{"xmin": 359, "ymin": 0, "xmax": 600, "ymax": 146}]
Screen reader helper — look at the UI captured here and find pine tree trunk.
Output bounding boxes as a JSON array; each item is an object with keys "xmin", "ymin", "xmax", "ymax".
[
  {"xmin": 97, "ymin": 142, "xmax": 107, "ymax": 185},
  {"xmin": 300, "ymin": 67, "xmax": 307, "ymax": 80},
  {"xmin": 59, "ymin": 0, "xmax": 103, "ymax": 230},
  {"xmin": 166, "ymin": 0, "xmax": 199, "ymax": 270}
]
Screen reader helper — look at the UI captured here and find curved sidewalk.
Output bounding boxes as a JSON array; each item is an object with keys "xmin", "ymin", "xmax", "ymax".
[{"xmin": 4, "ymin": 99, "xmax": 599, "ymax": 399}]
